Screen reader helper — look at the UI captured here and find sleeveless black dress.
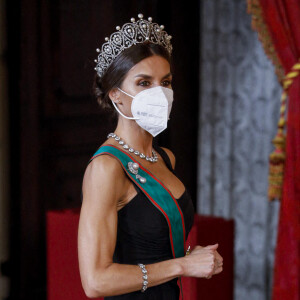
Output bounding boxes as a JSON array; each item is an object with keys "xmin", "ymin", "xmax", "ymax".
[{"xmin": 89, "ymin": 146, "xmax": 195, "ymax": 299}]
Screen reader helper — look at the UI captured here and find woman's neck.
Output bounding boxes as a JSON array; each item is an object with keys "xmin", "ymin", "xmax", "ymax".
[{"xmin": 113, "ymin": 118, "xmax": 153, "ymax": 157}]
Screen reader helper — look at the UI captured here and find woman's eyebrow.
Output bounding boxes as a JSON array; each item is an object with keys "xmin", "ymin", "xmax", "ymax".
[
  {"xmin": 134, "ymin": 72, "xmax": 172, "ymax": 79},
  {"xmin": 162, "ymin": 72, "xmax": 172, "ymax": 79},
  {"xmin": 134, "ymin": 74, "xmax": 152, "ymax": 79}
]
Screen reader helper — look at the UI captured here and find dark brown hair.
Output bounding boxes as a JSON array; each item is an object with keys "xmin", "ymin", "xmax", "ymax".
[{"xmin": 93, "ymin": 42, "xmax": 172, "ymax": 116}]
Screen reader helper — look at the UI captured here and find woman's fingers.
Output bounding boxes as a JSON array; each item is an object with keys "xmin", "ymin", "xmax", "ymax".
[
  {"xmin": 206, "ymin": 263, "xmax": 223, "ymax": 279},
  {"xmin": 214, "ymin": 255, "xmax": 223, "ymax": 266},
  {"xmin": 204, "ymin": 243, "xmax": 219, "ymax": 250},
  {"xmin": 183, "ymin": 244, "xmax": 224, "ymax": 279},
  {"xmin": 211, "ymin": 254, "xmax": 223, "ymax": 276},
  {"xmin": 215, "ymin": 250, "xmax": 223, "ymax": 263},
  {"xmin": 213, "ymin": 264, "xmax": 223, "ymax": 275}
]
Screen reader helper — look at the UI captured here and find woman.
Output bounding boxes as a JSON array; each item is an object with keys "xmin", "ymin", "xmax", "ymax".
[{"xmin": 78, "ymin": 14, "xmax": 223, "ymax": 299}]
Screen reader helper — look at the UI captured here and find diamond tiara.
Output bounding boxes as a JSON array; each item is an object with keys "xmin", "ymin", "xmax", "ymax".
[{"xmin": 94, "ymin": 13, "xmax": 173, "ymax": 78}]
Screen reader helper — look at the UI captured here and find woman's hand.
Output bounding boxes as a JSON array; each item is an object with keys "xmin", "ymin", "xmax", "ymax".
[{"xmin": 181, "ymin": 243, "xmax": 223, "ymax": 279}]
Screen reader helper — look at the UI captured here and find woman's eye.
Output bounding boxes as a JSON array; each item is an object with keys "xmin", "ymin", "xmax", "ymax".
[
  {"xmin": 162, "ymin": 80, "xmax": 172, "ymax": 87},
  {"xmin": 138, "ymin": 81, "xmax": 150, "ymax": 86}
]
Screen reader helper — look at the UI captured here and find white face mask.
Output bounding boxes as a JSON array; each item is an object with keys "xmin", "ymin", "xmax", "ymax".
[{"xmin": 111, "ymin": 86, "xmax": 174, "ymax": 137}]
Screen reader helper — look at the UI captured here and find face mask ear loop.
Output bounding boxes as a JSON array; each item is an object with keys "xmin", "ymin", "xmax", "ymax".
[
  {"xmin": 111, "ymin": 100, "xmax": 139, "ymax": 120},
  {"xmin": 117, "ymin": 87, "xmax": 134, "ymax": 98}
]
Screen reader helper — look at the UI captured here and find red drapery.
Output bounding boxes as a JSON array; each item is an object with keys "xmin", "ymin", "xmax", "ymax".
[{"xmin": 248, "ymin": 1, "xmax": 300, "ymax": 299}]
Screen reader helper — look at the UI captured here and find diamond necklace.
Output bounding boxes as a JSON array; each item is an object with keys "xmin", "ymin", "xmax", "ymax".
[{"xmin": 107, "ymin": 133, "xmax": 158, "ymax": 163}]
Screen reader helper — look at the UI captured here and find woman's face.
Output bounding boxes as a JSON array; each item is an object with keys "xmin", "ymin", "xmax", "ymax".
[
  {"xmin": 121, "ymin": 55, "xmax": 172, "ymax": 94},
  {"xmin": 110, "ymin": 55, "xmax": 172, "ymax": 117}
]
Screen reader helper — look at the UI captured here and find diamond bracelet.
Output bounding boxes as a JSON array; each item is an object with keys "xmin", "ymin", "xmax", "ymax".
[{"xmin": 137, "ymin": 263, "xmax": 148, "ymax": 292}]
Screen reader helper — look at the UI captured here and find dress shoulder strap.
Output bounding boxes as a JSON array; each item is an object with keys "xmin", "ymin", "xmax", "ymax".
[{"xmin": 154, "ymin": 145, "xmax": 174, "ymax": 172}]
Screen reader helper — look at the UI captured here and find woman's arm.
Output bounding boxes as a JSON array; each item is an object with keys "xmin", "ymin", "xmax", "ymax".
[{"xmin": 78, "ymin": 155, "xmax": 222, "ymax": 298}]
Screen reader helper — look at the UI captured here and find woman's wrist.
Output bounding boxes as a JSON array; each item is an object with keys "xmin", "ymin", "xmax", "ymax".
[{"xmin": 173, "ymin": 257, "xmax": 186, "ymax": 277}]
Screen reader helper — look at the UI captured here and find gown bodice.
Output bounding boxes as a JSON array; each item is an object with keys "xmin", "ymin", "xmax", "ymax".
[{"xmin": 88, "ymin": 145, "xmax": 195, "ymax": 299}]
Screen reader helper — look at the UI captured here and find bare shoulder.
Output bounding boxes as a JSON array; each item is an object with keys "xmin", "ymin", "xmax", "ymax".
[
  {"xmin": 83, "ymin": 154, "xmax": 123, "ymax": 184},
  {"xmin": 160, "ymin": 147, "xmax": 176, "ymax": 169},
  {"xmin": 82, "ymin": 154, "xmax": 126, "ymax": 207}
]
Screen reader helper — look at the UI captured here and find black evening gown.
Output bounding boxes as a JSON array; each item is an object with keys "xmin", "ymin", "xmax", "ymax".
[{"xmin": 90, "ymin": 146, "xmax": 195, "ymax": 299}]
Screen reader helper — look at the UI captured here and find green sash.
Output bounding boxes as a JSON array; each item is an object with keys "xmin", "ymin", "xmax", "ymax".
[{"xmin": 89, "ymin": 144, "xmax": 186, "ymax": 258}]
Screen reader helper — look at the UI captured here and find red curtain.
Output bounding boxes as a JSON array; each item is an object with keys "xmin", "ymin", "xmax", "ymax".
[{"xmin": 254, "ymin": 1, "xmax": 300, "ymax": 299}]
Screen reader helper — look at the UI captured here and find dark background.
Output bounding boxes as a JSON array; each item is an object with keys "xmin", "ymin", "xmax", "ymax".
[{"xmin": 4, "ymin": 0, "xmax": 200, "ymax": 298}]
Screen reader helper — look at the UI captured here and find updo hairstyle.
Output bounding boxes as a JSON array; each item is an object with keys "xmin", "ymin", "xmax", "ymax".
[{"xmin": 93, "ymin": 42, "xmax": 172, "ymax": 116}]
